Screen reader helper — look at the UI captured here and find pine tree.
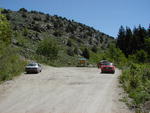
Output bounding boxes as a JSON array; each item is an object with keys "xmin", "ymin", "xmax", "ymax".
[
  {"xmin": 125, "ymin": 27, "xmax": 133, "ymax": 55},
  {"xmin": 82, "ymin": 48, "xmax": 90, "ymax": 59},
  {"xmin": 117, "ymin": 26, "xmax": 126, "ymax": 54},
  {"xmin": 148, "ymin": 24, "xmax": 150, "ymax": 37}
]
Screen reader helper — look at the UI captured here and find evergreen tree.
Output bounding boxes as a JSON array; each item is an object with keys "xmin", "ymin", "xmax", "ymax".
[
  {"xmin": 74, "ymin": 47, "xmax": 79, "ymax": 55},
  {"xmin": 137, "ymin": 25, "xmax": 147, "ymax": 49},
  {"xmin": 144, "ymin": 38, "xmax": 150, "ymax": 55},
  {"xmin": 125, "ymin": 27, "xmax": 133, "ymax": 55},
  {"xmin": 91, "ymin": 45, "xmax": 98, "ymax": 53},
  {"xmin": 117, "ymin": 26, "xmax": 126, "ymax": 53},
  {"xmin": 82, "ymin": 48, "xmax": 90, "ymax": 59},
  {"xmin": 19, "ymin": 8, "xmax": 28, "ymax": 12},
  {"xmin": 67, "ymin": 40, "xmax": 72, "ymax": 47},
  {"xmin": 148, "ymin": 24, "xmax": 150, "ymax": 37}
]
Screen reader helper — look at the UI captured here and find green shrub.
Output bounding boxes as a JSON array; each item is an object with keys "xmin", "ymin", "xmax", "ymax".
[
  {"xmin": 91, "ymin": 45, "xmax": 98, "ymax": 53},
  {"xmin": 103, "ymin": 44, "xmax": 127, "ymax": 67},
  {"xmin": 120, "ymin": 63, "xmax": 150, "ymax": 108},
  {"xmin": 53, "ymin": 30, "xmax": 63, "ymax": 37},
  {"xmin": 89, "ymin": 52, "xmax": 106, "ymax": 64},
  {"xmin": 23, "ymin": 27, "xmax": 29, "ymax": 36},
  {"xmin": 0, "ymin": 46, "xmax": 26, "ymax": 82},
  {"xmin": 67, "ymin": 48, "xmax": 74, "ymax": 56},
  {"xmin": 135, "ymin": 50, "xmax": 148, "ymax": 63},
  {"xmin": 0, "ymin": 14, "xmax": 12, "ymax": 45},
  {"xmin": 36, "ymin": 37, "xmax": 59, "ymax": 59}
]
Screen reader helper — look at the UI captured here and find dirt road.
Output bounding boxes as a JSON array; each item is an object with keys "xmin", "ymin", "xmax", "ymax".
[{"xmin": 0, "ymin": 66, "xmax": 132, "ymax": 113}]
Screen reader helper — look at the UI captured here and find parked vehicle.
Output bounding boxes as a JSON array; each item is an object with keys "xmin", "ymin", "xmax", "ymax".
[
  {"xmin": 25, "ymin": 62, "xmax": 42, "ymax": 74},
  {"xmin": 97, "ymin": 60, "xmax": 110, "ymax": 68},
  {"xmin": 101, "ymin": 63, "xmax": 115, "ymax": 74}
]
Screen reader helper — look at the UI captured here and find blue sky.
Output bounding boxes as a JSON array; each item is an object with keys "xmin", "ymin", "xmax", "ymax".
[{"xmin": 0, "ymin": 0, "xmax": 150, "ymax": 37}]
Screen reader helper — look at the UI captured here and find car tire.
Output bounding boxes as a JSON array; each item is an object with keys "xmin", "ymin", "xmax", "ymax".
[
  {"xmin": 112, "ymin": 71, "xmax": 115, "ymax": 74},
  {"xmin": 36, "ymin": 70, "xmax": 39, "ymax": 74}
]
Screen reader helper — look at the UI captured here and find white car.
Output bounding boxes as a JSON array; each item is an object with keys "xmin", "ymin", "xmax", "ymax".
[{"xmin": 25, "ymin": 62, "xmax": 42, "ymax": 73}]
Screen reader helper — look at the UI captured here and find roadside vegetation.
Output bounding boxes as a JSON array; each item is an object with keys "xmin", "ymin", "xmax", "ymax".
[
  {"xmin": 0, "ymin": 11, "xmax": 26, "ymax": 82},
  {"xmin": 117, "ymin": 25, "xmax": 150, "ymax": 112},
  {"xmin": 120, "ymin": 63, "xmax": 150, "ymax": 111}
]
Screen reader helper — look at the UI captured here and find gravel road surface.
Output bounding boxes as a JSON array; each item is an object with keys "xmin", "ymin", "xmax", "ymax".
[{"xmin": 0, "ymin": 66, "xmax": 133, "ymax": 113}]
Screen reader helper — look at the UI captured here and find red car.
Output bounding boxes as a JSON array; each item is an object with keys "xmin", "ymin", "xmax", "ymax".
[
  {"xmin": 97, "ymin": 60, "xmax": 109, "ymax": 68},
  {"xmin": 101, "ymin": 63, "xmax": 115, "ymax": 74}
]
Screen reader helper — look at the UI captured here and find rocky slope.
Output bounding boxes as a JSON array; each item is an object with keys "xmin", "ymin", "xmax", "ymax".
[
  {"xmin": 1, "ymin": 8, "xmax": 115, "ymax": 66},
  {"xmin": 2, "ymin": 8, "xmax": 114, "ymax": 48}
]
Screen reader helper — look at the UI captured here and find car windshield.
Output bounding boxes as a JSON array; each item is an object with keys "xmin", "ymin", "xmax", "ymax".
[
  {"xmin": 103, "ymin": 63, "xmax": 112, "ymax": 65},
  {"xmin": 100, "ymin": 60, "xmax": 108, "ymax": 63},
  {"xmin": 27, "ymin": 63, "xmax": 37, "ymax": 66}
]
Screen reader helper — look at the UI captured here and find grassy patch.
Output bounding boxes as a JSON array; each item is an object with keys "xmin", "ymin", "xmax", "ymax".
[{"xmin": 0, "ymin": 46, "xmax": 27, "ymax": 82}]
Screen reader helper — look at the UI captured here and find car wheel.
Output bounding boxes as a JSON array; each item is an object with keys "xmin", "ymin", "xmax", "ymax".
[{"xmin": 36, "ymin": 70, "xmax": 39, "ymax": 74}]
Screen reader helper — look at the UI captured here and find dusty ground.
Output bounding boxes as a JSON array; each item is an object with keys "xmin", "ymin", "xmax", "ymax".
[{"xmin": 0, "ymin": 66, "xmax": 133, "ymax": 113}]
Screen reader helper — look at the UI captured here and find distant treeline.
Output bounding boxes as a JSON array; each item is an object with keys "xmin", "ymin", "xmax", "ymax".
[{"xmin": 117, "ymin": 25, "xmax": 150, "ymax": 62}]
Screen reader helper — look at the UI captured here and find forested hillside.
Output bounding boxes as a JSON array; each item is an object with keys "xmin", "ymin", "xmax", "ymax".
[{"xmin": 117, "ymin": 25, "xmax": 150, "ymax": 61}]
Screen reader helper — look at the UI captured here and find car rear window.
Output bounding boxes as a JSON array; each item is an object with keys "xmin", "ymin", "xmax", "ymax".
[
  {"xmin": 27, "ymin": 63, "xmax": 37, "ymax": 66},
  {"xmin": 103, "ymin": 63, "xmax": 111, "ymax": 65}
]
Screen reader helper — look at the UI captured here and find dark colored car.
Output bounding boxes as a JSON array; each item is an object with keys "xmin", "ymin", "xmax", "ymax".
[
  {"xmin": 97, "ymin": 60, "xmax": 110, "ymax": 68},
  {"xmin": 101, "ymin": 63, "xmax": 115, "ymax": 74},
  {"xmin": 25, "ymin": 62, "xmax": 42, "ymax": 74}
]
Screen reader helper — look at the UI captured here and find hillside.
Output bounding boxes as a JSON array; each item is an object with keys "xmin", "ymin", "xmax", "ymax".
[{"xmin": 1, "ymin": 8, "xmax": 115, "ymax": 66}]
